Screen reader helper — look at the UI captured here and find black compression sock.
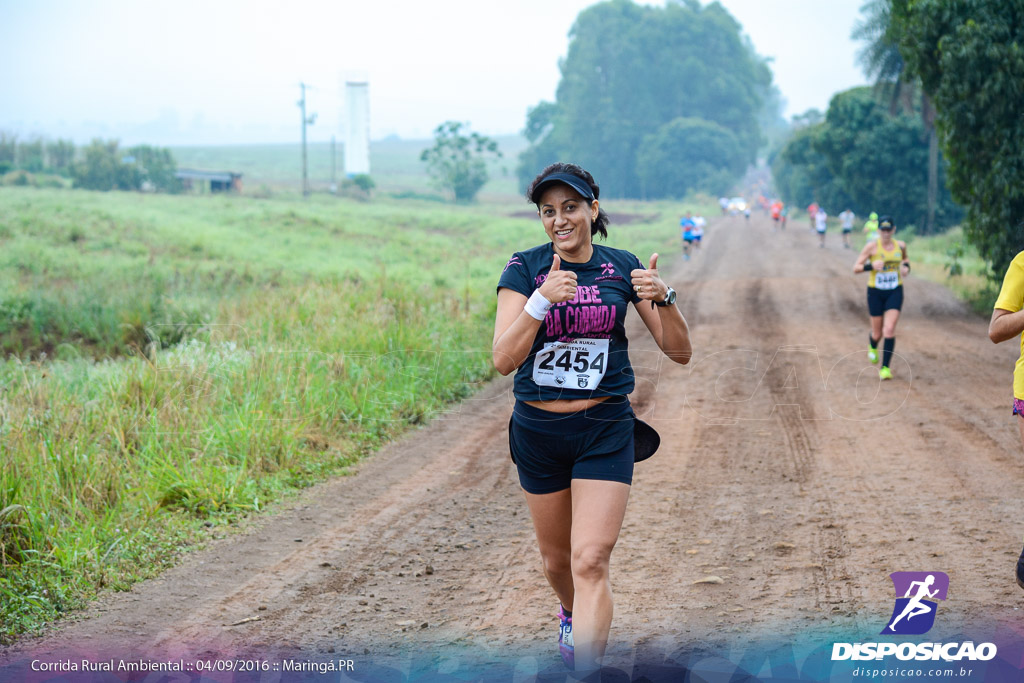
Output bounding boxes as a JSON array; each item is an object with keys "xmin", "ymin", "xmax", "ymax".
[
  {"xmin": 882, "ymin": 337, "xmax": 895, "ymax": 368},
  {"xmin": 869, "ymin": 335, "xmax": 879, "ymax": 349}
]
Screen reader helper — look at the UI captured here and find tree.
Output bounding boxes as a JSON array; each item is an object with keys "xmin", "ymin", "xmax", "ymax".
[
  {"xmin": 420, "ymin": 121, "xmax": 502, "ymax": 203},
  {"xmin": 770, "ymin": 117, "xmax": 852, "ymax": 213},
  {"xmin": 853, "ymin": 0, "xmax": 940, "ymax": 233},
  {"xmin": 771, "ymin": 89, "xmax": 960, "ymax": 227},
  {"xmin": 0, "ymin": 132, "xmax": 15, "ymax": 174},
  {"xmin": 518, "ymin": 0, "xmax": 775, "ymax": 197},
  {"xmin": 71, "ymin": 139, "xmax": 141, "ymax": 191},
  {"xmin": 46, "ymin": 139, "xmax": 75, "ymax": 176},
  {"xmin": 897, "ymin": 0, "xmax": 1024, "ymax": 276},
  {"xmin": 18, "ymin": 137, "xmax": 45, "ymax": 173},
  {"xmin": 127, "ymin": 145, "xmax": 181, "ymax": 193},
  {"xmin": 636, "ymin": 117, "xmax": 745, "ymax": 198}
]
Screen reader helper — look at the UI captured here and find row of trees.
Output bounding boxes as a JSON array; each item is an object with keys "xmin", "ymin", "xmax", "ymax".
[
  {"xmin": 889, "ymin": 0, "xmax": 1024, "ymax": 276},
  {"xmin": 770, "ymin": 87, "xmax": 961, "ymax": 232},
  {"xmin": 781, "ymin": 0, "xmax": 1023, "ymax": 276},
  {"xmin": 0, "ymin": 133, "xmax": 75, "ymax": 176},
  {"xmin": 517, "ymin": 0, "xmax": 778, "ymax": 199},
  {"xmin": 0, "ymin": 133, "xmax": 181, "ymax": 193}
]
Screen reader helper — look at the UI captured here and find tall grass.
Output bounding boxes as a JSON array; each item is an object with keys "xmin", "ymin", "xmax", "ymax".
[{"xmin": 0, "ymin": 186, "xmax": 683, "ymax": 641}]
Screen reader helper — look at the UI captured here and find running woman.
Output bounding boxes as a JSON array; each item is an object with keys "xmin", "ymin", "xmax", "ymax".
[
  {"xmin": 987, "ymin": 247, "xmax": 1024, "ymax": 588},
  {"xmin": 839, "ymin": 208, "xmax": 856, "ymax": 249},
  {"xmin": 853, "ymin": 216, "xmax": 909, "ymax": 380},
  {"xmin": 493, "ymin": 162, "xmax": 692, "ymax": 672}
]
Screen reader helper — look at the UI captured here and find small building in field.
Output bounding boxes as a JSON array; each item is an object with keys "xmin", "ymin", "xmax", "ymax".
[{"xmin": 175, "ymin": 169, "xmax": 243, "ymax": 193}]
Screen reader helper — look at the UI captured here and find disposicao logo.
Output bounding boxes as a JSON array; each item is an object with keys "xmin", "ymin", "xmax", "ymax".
[
  {"xmin": 831, "ymin": 571, "xmax": 997, "ymax": 662},
  {"xmin": 882, "ymin": 571, "xmax": 948, "ymax": 635}
]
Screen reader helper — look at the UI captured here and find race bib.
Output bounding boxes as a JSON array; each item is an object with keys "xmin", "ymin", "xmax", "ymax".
[
  {"xmin": 875, "ymin": 270, "xmax": 899, "ymax": 290},
  {"xmin": 532, "ymin": 338, "xmax": 610, "ymax": 390}
]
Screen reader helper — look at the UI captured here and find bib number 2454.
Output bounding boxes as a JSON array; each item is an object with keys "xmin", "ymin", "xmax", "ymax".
[{"xmin": 532, "ymin": 338, "xmax": 610, "ymax": 390}]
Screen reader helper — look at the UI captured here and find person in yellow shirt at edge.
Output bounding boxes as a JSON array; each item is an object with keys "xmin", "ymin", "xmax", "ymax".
[{"xmin": 989, "ymin": 247, "xmax": 1024, "ymax": 590}]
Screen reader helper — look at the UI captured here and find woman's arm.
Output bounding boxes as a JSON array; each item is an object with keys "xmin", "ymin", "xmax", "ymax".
[
  {"xmin": 900, "ymin": 241, "xmax": 911, "ymax": 277},
  {"xmin": 634, "ymin": 297, "xmax": 692, "ymax": 365},
  {"xmin": 989, "ymin": 308, "xmax": 1024, "ymax": 344},
  {"xmin": 853, "ymin": 241, "xmax": 878, "ymax": 273},
  {"xmin": 492, "ymin": 253, "xmax": 578, "ymax": 375},
  {"xmin": 630, "ymin": 254, "xmax": 691, "ymax": 365},
  {"xmin": 492, "ymin": 289, "xmax": 542, "ymax": 375}
]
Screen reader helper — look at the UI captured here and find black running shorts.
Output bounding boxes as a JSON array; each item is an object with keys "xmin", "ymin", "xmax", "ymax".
[
  {"xmin": 867, "ymin": 285, "xmax": 903, "ymax": 317},
  {"xmin": 509, "ymin": 397, "xmax": 634, "ymax": 494}
]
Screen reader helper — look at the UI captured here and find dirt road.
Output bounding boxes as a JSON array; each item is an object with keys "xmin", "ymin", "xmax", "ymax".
[{"xmin": 4, "ymin": 213, "xmax": 1024, "ymax": 679}]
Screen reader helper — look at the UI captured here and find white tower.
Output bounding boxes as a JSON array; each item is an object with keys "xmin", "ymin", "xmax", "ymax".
[{"xmin": 343, "ymin": 80, "xmax": 370, "ymax": 176}]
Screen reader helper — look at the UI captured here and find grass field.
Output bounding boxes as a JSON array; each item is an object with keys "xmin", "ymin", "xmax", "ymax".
[
  {"xmin": 0, "ymin": 183, "xmax": 687, "ymax": 642},
  {"xmin": 170, "ymin": 134, "xmax": 530, "ymax": 199}
]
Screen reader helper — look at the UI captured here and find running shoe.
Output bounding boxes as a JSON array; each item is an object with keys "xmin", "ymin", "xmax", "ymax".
[
  {"xmin": 558, "ymin": 606, "xmax": 574, "ymax": 669},
  {"xmin": 868, "ymin": 347, "xmax": 878, "ymax": 364},
  {"xmin": 879, "ymin": 366, "xmax": 893, "ymax": 380},
  {"xmin": 1016, "ymin": 545, "xmax": 1024, "ymax": 590}
]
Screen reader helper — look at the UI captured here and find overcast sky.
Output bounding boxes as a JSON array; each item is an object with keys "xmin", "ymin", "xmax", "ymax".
[{"xmin": 0, "ymin": 0, "xmax": 868, "ymax": 146}]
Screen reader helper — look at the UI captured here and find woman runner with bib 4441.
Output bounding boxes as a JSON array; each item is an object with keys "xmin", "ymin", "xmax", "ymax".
[
  {"xmin": 853, "ymin": 215, "xmax": 910, "ymax": 380},
  {"xmin": 492, "ymin": 163, "xmax": 692, "ymax": 673}
]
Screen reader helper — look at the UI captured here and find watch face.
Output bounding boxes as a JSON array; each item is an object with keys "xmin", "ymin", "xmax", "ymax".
[{"xmin": 666, "ymin": 288, "xmax": 676, "ymax": 304}]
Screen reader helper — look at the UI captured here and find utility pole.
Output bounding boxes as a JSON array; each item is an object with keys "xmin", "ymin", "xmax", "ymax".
[
  {"xmin": 298, "ymin": 82, "xmax": 317, "ymax": 197},
  {"xmin": 330, "ymin": 135, "xmax": 337, "ymax": 194}
]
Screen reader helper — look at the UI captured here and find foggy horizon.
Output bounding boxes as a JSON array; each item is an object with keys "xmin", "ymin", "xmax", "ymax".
[{"xmin": 1, "ymin": 0, "xmax": 867, "ymax": 148}]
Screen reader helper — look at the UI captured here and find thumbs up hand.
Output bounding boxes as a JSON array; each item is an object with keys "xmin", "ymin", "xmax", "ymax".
[
  {"xmin": 539, "ymin": 253, "xmax": 578, "ymax": 303},
  {"xmin": 630, "ymin": 253, "xmax": 668, "ymax": 303}
]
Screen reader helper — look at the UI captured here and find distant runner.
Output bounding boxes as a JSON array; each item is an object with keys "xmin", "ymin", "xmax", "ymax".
[
  {"xmin": 853, "ymin": 216, "xmax": 910, "ymax": 380},
  {"xmin": 815, "ymin": 207, "xmax": 828, "ymax": 248},
  {"xmin": 680, "ymin": 212, "xmax": 697, "ymax": 260},
  {"xmin": 692, "ymin": 214, "xmax": 706, "ymax": 250},
  {"xmin": 719, "ymin": 197, "xmax": 729, "ymax": 215},
  {"xmin": 863, "ymin": 211, "xmax": 879, "ymax": 242},
  {"xmin": 808, "ymin": 202, "xmax": 819, "ymax": 232},
  {"xmin": 839, "ymin": 208, "xmax": 855, "ymax": 249},
  {"xmin": 770, "ymin": 200, "xmax": 783, "ymax": 231},
  {"xmin": 987, "ymin": 247, "xmax": 1024, "ymax": 588}
]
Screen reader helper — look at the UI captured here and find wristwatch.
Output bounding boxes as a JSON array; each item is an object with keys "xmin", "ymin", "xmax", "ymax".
[{"xmin": 655, "ymin": 287, "xmax": 677, "ymax": 307}]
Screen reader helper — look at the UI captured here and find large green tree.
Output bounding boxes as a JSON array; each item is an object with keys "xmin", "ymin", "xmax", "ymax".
[
  {"xmin": 895, "ymin": 0, "xmax": 1024, "ymax": 276},
  {"xmin": 519, "ymin": 0, "xmax": 775, "ymax": 198}
]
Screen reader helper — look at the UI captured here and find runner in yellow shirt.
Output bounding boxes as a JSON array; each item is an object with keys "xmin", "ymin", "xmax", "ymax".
[
  {"xmin": 988, "ymin": 249, "xmax": 1024, "ymax": 589},
  {"xmin": 853, "ymin": 216, "xmax": 909, "ymax": 380},
  {"xmin": 863, "ymin": 211, "xmax": 879, "ymax": 242}
]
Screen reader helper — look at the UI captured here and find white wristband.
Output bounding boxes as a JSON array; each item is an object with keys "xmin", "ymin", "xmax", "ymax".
[{"xmin": 524, "ymin": 289, "xmax": 553, "ymax": 321}]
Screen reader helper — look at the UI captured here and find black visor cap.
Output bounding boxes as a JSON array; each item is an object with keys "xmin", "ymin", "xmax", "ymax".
[{"xmin": 530, "ymin": 172, "xmax": 598, "ymax": 205}]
